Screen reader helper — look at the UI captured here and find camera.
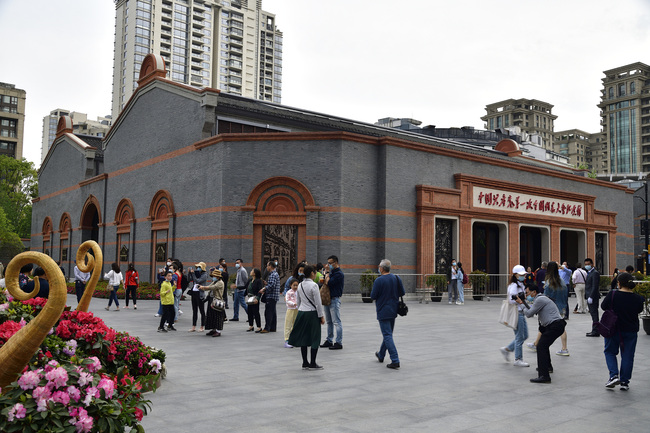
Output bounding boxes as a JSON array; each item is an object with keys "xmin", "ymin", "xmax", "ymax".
[{"xmin": 511, "ymin": 292, "xmax": 529, "ymax": 308}]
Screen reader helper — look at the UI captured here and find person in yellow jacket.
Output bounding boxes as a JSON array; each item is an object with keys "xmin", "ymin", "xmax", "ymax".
[{"xmin": 158, "ymin": 271, "xmax": 177, "ymax": 332}]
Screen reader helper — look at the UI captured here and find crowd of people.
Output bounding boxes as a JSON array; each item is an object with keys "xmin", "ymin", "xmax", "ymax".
[{"xmin": 500, "ymin": 258, "xmax": 644, "ymax": 390}]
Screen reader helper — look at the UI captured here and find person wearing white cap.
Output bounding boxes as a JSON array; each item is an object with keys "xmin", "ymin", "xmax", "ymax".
[{"xmin": 500, "ymin": 265, "xmax": 530, "ymax": 367}]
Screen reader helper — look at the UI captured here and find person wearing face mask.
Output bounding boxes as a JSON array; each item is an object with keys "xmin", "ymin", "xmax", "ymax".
[
  {"xmin": 499, "ymin": 265, "xmax": 530, "ymax": 367},
  {"xmin": 584, "ymin": 258, "xmax": 602, "ymax": 337},
  {"xmin": 218, "ymin": 258, "xmax": 229, "ymax": 309},
  {"xmin": 155, "ymin": 258, "xmax": 175, "ymax": 318},
  {"xmin": 188, "ymin": 262, "xmax": 207, "ymax": 332},
  {"xmin": 446, "ymin": 259, "xmax": 459, "ymax": 305},
  {"xmin": 320, "ymin": 255, "xmax": 344, "ymax": 350},
  {"xmin": 231, "ymin": 259, "xmax": 249, "ymax": 321},
  {"xmin": 283, "ymin": 263, "xmax": 306, "ymax": 296}
]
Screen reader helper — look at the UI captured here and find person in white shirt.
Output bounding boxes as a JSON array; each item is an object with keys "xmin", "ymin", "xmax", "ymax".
[
  {"xmin": 571, "ymin": 264, "xmax": 588, "ymax": 314},
  {"xmin": 104, "ymin": 262, "xmax": 123, "ymax": 311}
]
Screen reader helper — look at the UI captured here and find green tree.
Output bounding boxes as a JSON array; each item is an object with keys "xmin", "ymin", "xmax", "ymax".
[
  {"xmin": 0, "ymin": 155, "xmax": 38, "ymax": 239},
  {"xmin": 0, "ymin": 205, "xmax": 24, "ymax": 259}
]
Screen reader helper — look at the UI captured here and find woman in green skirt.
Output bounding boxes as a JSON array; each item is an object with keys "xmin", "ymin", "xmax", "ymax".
[{"xmin": 288, "ymin": 265, "xmax": 325, "ymax": 370}]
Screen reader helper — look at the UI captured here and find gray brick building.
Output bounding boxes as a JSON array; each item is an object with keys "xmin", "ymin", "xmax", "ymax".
[{"xmin": 32, "ymin": 55, "xmax": 634, "ymax": 292}]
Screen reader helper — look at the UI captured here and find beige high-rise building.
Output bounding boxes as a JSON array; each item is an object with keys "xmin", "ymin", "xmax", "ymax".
[
  {"xmin": 0, "ymin": 82, "xmax": 26, "ymax": 160},
  {"xmin": 41, "ymin": 109, "xmax": 112, "ymax": 162},
  {"xmin": 481, "ymin": 98, "xmax": 557, "ymax": 149},
  {"xmin": 597, "ymin": 62, "xmax": 650, "ymax": 174},
  {"xmin": 587, "ymin": 132, "xmax": 607, "ymax": 173},
  {"xmin": 112, "ymin": 0, "xmax": 282, "ymax": 118},
  {"xmin": 553, "ymin": 129, "xmax": 592, "ymax": 168}
]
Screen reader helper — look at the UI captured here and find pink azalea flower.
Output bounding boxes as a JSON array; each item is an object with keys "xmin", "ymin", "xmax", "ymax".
[
  {"xmin": 67, "ymin": 385, "xmax": 81, "ymax": 402},
  {"xmin": 0, "ymin": 303, "xmax": 8, "ymax": 311},
  {"xmin": 33, "ymin": 385, "xmax": 51, "ymax": 400},
  {"xmin": 36, "ymin": 398, "xmax": 49, "ymax": 412},
  {"xmin": 52, "ymin": 390, "xmax": 70, "ymax": 405},
  {"xmin": 86, "ymin": 357, "xmax": 101, "ymax": 373},
  {"xmin": 148, "ymin": 359, "xmax": 162, "ymax": 374},
  {"xmin": 7, "ymin": 403, "xmax": 26, "ymax": 421},
  {"xmin": 18, "ymin": 318, "xmax": 27, "ymax": 328},
  {"xmin": 75, "ymin": 414, "xmax": 94, "ymax": 433},
  {"xmin": 97, "ymin": 378, "xmax": 115, "ymax": 399},
  {"xmin": 17, "ymin": 370, "xmax": 41, "ymax": 390},
  {"xmin": 45, "ymin": 367, "xmax": 68, "ymax": 388},
  {"xmin": 78, "ymin": 372, "xmax": 93, "ymax": 387}
]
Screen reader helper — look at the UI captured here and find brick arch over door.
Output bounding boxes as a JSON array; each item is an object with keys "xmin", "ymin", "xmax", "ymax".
[
  {"xmin": 148, "ymin": 190, "xmax": 175, "ymax": 281},
  {"xmin": 114, "ymin": 198, "xmax": 135, "ymax": 266},
  {"xmin": 115, "ymin": 198, "xmax": 135, "ymax": 226},
  {"xmin": 42, "ymin": 216, "xmax": 53, "ymax": 256},
  {"xmin": 80, "ymin": 195, "xmax": 101, "ymax": 243},
  {"xmin": 246, "ymin": 177, "xmax": 317, "ymax": 275}
]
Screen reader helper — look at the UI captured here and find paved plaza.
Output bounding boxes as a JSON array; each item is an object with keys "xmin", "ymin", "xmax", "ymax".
[{"xmin": 84, "ymin": 293, "xmax": 650, "ymax": 432}]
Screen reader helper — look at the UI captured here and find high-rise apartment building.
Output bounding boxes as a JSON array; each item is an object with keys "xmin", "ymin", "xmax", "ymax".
[
  {"xmin": 0, "ymin": 82, "xmax": 26, "ymax": 160},
  {"xmin": 597, "ymin": 62, "xmax": 650, "ymax": 174},
  {"xmin": 553, "ymin": 129, "xmax": 592, "ymax": 168},
  {"xmin": 112, "ymin": 0, "xmax": 282, "ymax": 118},
  {"xmin": 41, "ymin": 109, "xmax": 112, "ymax": 162},
  {"xmin": 481, "ymin": 98, "xmax": 557, "ymax": 149}
]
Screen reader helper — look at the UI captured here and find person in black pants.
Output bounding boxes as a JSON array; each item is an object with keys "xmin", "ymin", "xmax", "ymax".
[
  {"xmin": 188, "ymin": 263, "xmax": 207, "ymax": 332},
  {"xmin": 584, "ymin": 258, "xmax": 601, "ymax": 337},
  {"xmin": 518, "ymin": 285, "xmax": 566, "ymax": 383}
]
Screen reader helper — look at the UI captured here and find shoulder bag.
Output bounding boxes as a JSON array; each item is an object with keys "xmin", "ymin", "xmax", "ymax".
[
  {"xmin": 320, "ymin": 283, "xmax": 331, "ymax": 306},
  {"xmin": 596, "ymin": 290, "xmax": 618, "ymax": 338},
  {"xmin": 498, "ymin": 300, "xmax": 519, "ymax": 329},
  {"xmin": 210, "ymin": 296, "xmax": 225, "ymax": 311}
]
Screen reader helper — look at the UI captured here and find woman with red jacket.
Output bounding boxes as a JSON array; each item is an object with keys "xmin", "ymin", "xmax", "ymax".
[{"xmin": 124, "ymin": 263, "xmax": 139, "ymax": 309}]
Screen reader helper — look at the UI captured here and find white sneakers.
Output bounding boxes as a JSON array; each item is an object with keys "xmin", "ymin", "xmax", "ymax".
[
  {"xmin": 526, "ymin": 342, "xmax": 537, "ymax": 352},
  {"xmin": 500, "ymin": 347, "xmax": 511, "ymax": 362},
  {"xmin": 555, "ymin": 349, "xmax": 570, "ymax": 356},
  {"xmin": 513, "ymin": 359, "xmax": 530, "ymax": 367}
]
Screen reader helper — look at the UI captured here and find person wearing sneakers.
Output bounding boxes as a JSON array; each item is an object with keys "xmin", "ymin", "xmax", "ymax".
[
  {"xmin": 158, "ymin": 271, "xmax": 177, "ymax": 332},
  {"xmin": 104, "ymin": 263, "xmax": 123, "ymax": 311},
  {"xmin": 518, "ymin": 283, "xmax": 566, "ymax": 383},
  {"xmin": 602, "ymin": 273, "xmax": 644, "ymax": 391},
  {"xmin": 500, "ymin": 265, "xmax": 530, "ymax": 368},
  {"xmin": 371, "ymin": 259, "xmax": 405, "ymax": 370},
  {"xmin": 188, "ymin": 262, "xmax": 207, "ymax": 333}
]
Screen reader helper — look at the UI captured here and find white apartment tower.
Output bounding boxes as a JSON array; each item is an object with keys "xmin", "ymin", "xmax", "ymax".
[
  {"xmin": 41, "ymin": 109, "xmax": 112, "ymax": 162},
  {"xmin": 112, "ymin": 0, "xmax": 282, "ymax": 118}
]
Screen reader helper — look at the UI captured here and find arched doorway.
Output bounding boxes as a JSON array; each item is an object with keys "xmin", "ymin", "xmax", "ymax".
[
  {"xmin": 80, "ymin": 195, "xmax": 101, "ymax": 243},
  {"xmin": 149, "ymin": 190, "xmax": 175, "ymax": 281},
  {"xmin": 246, "ymin": 177, "xmax": 316, "ymax": 282},
  {"xmin": 59, "ymin": 213, "xmax": 72, "ymax": 274}
]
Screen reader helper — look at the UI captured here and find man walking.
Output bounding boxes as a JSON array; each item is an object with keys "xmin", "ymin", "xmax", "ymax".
[
  {"xmin": 231, "ymin": 259, "xmax": 249, "ymax": 321},
  {"xmin": 518, "ymin": 284, "xmax": 566, "ymax": 383},
  {"xmin": 321, "ymin": 255, "xmax": 344, "ymax": 350},
  {"xmin": 584, "ymin": 258, "xmax": 601, "ymax": 337},
  {"xmin": 371, "ymin": 259, "xmax": 405, "ymax": 369},
  {"xmin": 572, "ymin": 263, "xmax": 588, "ymax": 314},
  {"xmin": 259, "ymin": 260, "xmax": 280, "ymax": 333}
]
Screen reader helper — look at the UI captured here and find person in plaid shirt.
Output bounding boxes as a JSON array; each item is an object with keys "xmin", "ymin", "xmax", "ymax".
[{"xmin": 259, "ymin": 261, "xmax": 281, "ymax": 333}]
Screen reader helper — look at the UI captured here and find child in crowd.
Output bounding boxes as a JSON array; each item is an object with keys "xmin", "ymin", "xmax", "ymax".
[
  {"xmin": 158, "ymin": 271, "xmax": 177, "ymax": 332},
  {"xmin": 284, "ymin": 279, "xmax": 299, "ymax": 348}
]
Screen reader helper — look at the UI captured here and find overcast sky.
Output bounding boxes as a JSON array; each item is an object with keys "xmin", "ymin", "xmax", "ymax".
[{"xmin": 2, "ymin": 0, "xmax": 650, "ymax": 168}]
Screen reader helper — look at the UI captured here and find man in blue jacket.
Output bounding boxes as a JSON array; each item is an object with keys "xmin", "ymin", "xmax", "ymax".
[
  {"xmin": 321, "ymin": 255, "xmax": 344, "ymax": 350},
  {"xmin": 371, "ymin": 259, "xmax": 405, "ymax": 369}
]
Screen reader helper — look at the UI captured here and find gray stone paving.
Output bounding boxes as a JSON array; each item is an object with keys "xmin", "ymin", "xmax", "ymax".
[{"xmin": 81, "ymin": 294, "xmax": 650, "ymax": 432}]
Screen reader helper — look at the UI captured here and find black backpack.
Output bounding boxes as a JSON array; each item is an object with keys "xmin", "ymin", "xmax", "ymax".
[{"xmin": 181, "ymin": 273, "xmax": 189, "ymax": 291}]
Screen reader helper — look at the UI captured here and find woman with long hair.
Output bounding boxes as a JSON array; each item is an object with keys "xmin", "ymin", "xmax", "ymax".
[
  {"xmin": 124, "ymin": 263, "xmax": 139, "ymax": 309},
  {"xmin": 545, "ymin": 261, "xmax": 569, "ymax": 356},
  {"xmin": 288, "ymin": 265, "xmax": 325, "ymax": 370},
  {"xmin": 499, "ymin": 265, "xmax": 530, "ymax": 367},
  {"xmin": 246, "ymin": 268, "xmax": 263, "ymax": 332},
  {"xmin": 104, "ymin": 262, "xmax": 123, "ymax": 311}
]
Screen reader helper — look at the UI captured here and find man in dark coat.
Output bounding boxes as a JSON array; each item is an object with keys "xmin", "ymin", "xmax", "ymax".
[
  {"xmin": 584, "ymin": 257, "xmax": 602, "ymax": 337},
  {"xmin": 370, "ymin": 259, "xmax": 405, "ymax": 369}
]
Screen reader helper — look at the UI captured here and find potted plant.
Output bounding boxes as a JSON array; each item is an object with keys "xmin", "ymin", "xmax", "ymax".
[
  {"xmin": 469, "ymin": 270, "xmax": 489, "ymax": 300},
  {"xmin": 632, "ymin": 273, "xmax": 650, "ymax": 335},
  {"xmin": 425, "ymin": 274, "xmax": 447, "ymax": 302},
  {"xmin": 360, "ymin": 270, "xmax": 378, "ymax": 303}
]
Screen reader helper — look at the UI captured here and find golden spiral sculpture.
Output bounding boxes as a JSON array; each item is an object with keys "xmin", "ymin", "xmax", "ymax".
[
  {"xmin": 0, "ymin": 252, "xmax": 67, "ymax": 389},
  {"xmin": 75, "ymin": 240, "xmax": 103, "ymax": 312}
]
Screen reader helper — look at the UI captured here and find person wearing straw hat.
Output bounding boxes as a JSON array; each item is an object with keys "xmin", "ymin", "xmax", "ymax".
[{"xmin": 200, "ymin": 268, "xmax": 225, "ymax": 337}]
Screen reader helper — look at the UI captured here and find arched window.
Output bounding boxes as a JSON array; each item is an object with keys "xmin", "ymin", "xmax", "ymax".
[
  {"xmin": 42, "ymin": 217, "xmax": 53, "ymax": 257},
  {"xmin": 59, "ymin": 213, "xmax": 72, "ymax": 266},
  {"xmin": 115, "ymin": 199, "xmax": 135, "ymax": 266}
]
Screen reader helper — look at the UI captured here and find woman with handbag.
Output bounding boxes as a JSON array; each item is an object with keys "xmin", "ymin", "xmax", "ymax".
[
  {"xmin": 601, "ymin": 273, "xmax": 644, "ymax": 391},
  {"xmin": 200, "ymin": 268, "xmax": 225, "ymax": 337},
  {"xmin": 246, "ymin": 268, "xmax": 263, "ymax": 332},
  {"xmin": 499, "ymin": 265, "xmax": 530, "ymax": 367},
  {"xmin": 188, "ymin": 262, "xmax": 207, "ymax": 332},
  {"xmin": 288, "ymin": 265, "xmax": 325, "ymax": 370}
]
